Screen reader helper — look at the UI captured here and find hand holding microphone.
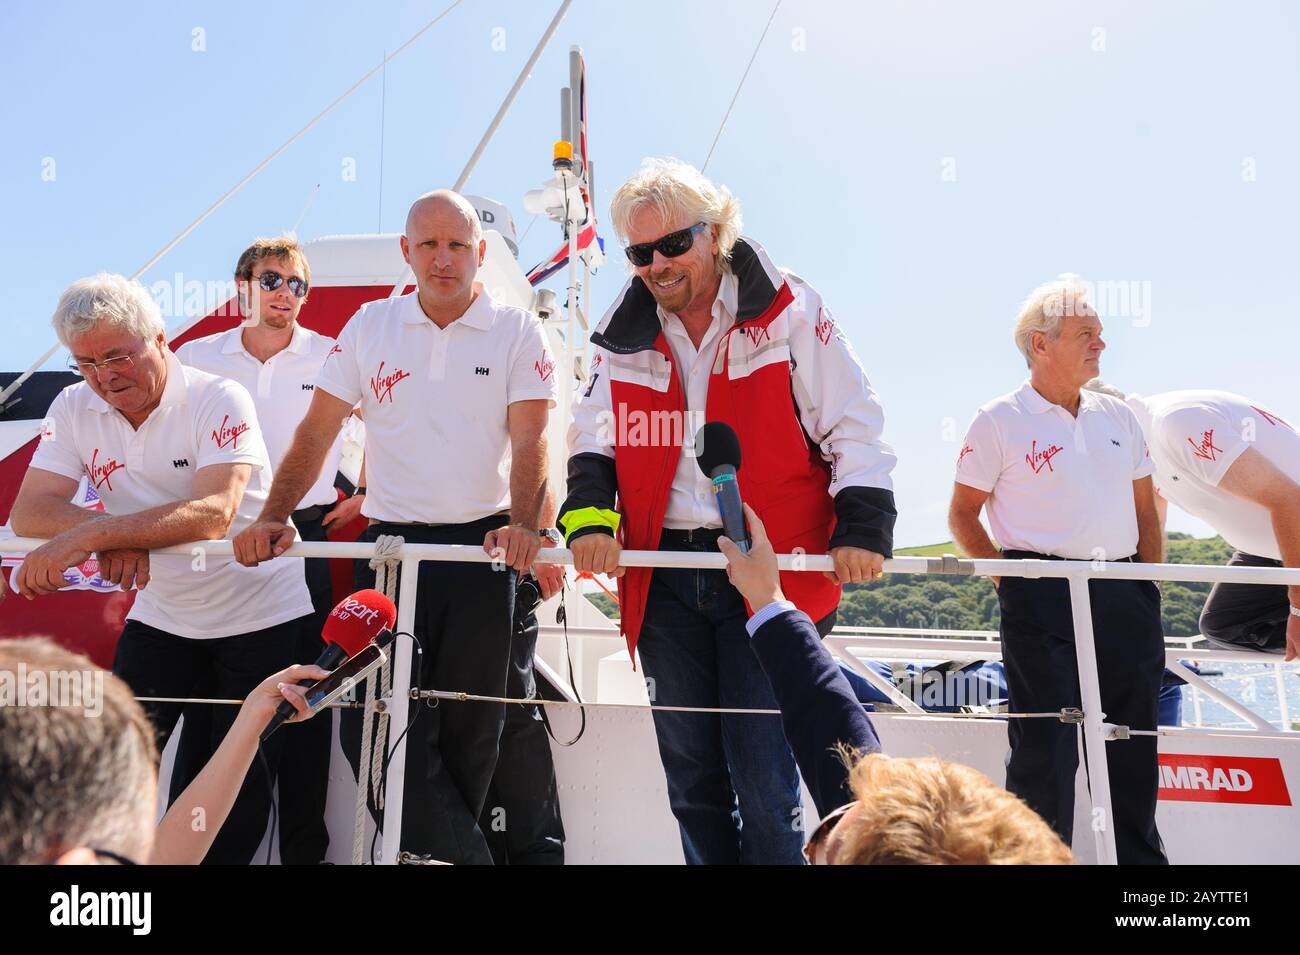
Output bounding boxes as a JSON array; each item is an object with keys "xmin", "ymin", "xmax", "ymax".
[
  {"xmin": 260, "ymin": 588, "xmax": 397, "ymax": 741},
  {"xmin": 718, "ymin": 502, "xmax": 785, "ymax": 612}
]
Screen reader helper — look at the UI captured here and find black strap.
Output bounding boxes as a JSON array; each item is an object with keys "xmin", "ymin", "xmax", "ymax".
[{"xmin": 541, "ymin": 593, "xmax": 586, "ymax": 747}]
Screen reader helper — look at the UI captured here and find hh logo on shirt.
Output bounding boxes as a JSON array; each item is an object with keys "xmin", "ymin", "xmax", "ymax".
[
  {"xmin": 370, "ymin": 361, "xmax": 411, "ymax": 403},
  {"xmin": 535, "ymin": 355, "xmax": 556, "ymax": 383},
  {"xmin": 1188, "ymin": 429, "xmax": 1223, "ymax": 462},
  {"xmin": 1026, "ymin": 440, "xmax": 1064, "ymax": 474},
  {"xmin": 86, "ymin": 448, "xmax": 125, "ymax": 491},
  {"xmin": 211, "ymin": 415, "xmax": 250, "ymax": 450}
]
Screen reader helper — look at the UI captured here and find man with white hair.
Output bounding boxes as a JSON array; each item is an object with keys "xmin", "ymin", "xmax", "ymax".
[
  {"xmin": 948, "ymin": 276, "xmax": 1167, "ymax": 864},
  {"xmin": 561, "ymin": 158, "xmax": 897, "ymax": 865},
  {"xmin": 1086, "ymin": 380, "xmax": 1300, "ymax": 661},
  {"xmin": 233, "ymin": 189, "xmax": 558, "ymax": 864},
  {"xmin": 9, "ymin": 273, "xmax": 314, "ymax": 864}
]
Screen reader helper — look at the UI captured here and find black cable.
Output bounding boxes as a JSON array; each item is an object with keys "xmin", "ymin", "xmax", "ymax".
[
  {"xmin": 544, "ymin": 591, "xmax": 586, "ymax": 746},
  {"xmin": 256, "ymin": 744, "xmax": 277, "ymax": 866}
]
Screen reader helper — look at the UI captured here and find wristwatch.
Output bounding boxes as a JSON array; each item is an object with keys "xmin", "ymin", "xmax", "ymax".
[
  {"xmin": 354, "ymin": 485, "xmax": 367, "ymax": 497},
  {"xmin": 539, "ymin": 528, "xmax": 563, "ymax": 547}
]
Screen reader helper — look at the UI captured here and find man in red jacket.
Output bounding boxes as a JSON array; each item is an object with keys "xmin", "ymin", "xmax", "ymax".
[{"xmin": 560, "ymin": 158, "xmax": 897, "ymax": 864}]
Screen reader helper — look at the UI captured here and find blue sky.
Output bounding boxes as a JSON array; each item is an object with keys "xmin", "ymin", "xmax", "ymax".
[{"xmin": 2, "ymin": 0, "xmax": 1297, "ymax": 545}]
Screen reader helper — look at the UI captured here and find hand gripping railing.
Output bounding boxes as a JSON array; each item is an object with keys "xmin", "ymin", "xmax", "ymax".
[{"xmin": 6, "ymin": 536, "xmax": 1300, "ymax": 866}]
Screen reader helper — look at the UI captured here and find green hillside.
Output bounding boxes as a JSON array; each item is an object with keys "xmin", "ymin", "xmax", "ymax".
[{"xmin": 583, "ymin": 532, "xmax": 1232, "ymax": 638}]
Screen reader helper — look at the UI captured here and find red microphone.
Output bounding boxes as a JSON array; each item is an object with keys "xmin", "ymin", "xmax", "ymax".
[
  {"xmin": 261, "ymin": 589, "xmax": 397, "ymax": 740},
  {"xmin": 321, "ymin": 589, "xmax": 398, "ymax": 663}
]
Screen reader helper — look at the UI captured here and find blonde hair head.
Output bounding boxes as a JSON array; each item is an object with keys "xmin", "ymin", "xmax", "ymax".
[
  {"xmin": 835, "ymin": 752, "xmax": 1075, "ymax": 865},
  {"xmin": 610, "ymin": 158, "xmax": 742, "ymax": 273}
]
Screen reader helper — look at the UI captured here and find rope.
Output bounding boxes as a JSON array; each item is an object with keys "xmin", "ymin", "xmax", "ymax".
[
  {"xmin": 0, "ymin": 0, "xmax": 467, "ymax": 407},
  {"xmin": 575, "ymin": 569, "xmax": 620, "ymax": 605},
  {"xmin": 701, "ymin": 0, "xmax": 783, "ymax": 174},
  {"xmin": 352, "ymin": 533, "xmax": 403, "ymax": 865},
  {"xmin": 412, "ymin": 687, "xmax": 1068, "ymax": 721}
]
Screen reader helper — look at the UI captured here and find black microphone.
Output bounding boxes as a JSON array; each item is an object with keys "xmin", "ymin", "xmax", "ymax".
[
  {"xmin": 694, "ymin": 421, "xmax": 750, "ymax": 554},
  {"xmin": 260, "ymin": 589, "xmax": 397, "ymax": 742}
]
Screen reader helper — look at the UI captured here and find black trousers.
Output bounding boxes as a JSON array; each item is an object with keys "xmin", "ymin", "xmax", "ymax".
[
  {"xmin": 998, "ymin": 553, "xmax": 1167, "ymax": 865},
  {"xmin": 168, "ymin": 507, "xmax": 337, "ymax": 865},
  {"xmin": 341, "ymin": 516, "xmax": 516, "ymax": 865},
  {"xmin": 1199, "ymin": 550, "xmax": 1288, "ymax": 653},
  {"xmin": 113, "ymin": 615, "xmax": 303, "ymax": 864},
  {"xmin": 478, "ymin": 576, "xmax": 566, "ymax": 864}
]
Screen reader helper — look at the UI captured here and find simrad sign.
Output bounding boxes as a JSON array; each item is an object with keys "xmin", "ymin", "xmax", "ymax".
[{"xmin": 1157, "ymin": 754, "xmax": 1292, "ymax": 806}]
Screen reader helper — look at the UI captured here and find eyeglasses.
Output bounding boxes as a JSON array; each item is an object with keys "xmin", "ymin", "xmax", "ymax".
[
  {"xmin": 624, "ymin": 222, "xmax": 708, "ymax": 268},
  {"xmin": 803, "ymin": 801, "xmax": 858, "ymax": 865},
  {"xmin": 91, "ymin": 847, "xmax": 138, "ymax": 866},
  {"xmin": 67, "ymin": 342, "xmax": 148, "ymax": 377},
  {"xmin": 253, "ymin": 270, "xmax": 309, "ymax": 298}
]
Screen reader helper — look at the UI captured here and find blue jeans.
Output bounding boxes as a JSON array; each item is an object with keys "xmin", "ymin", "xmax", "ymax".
[{"xmin": 636, "ymin": 545, "xmax": 805, "ymax": 865}]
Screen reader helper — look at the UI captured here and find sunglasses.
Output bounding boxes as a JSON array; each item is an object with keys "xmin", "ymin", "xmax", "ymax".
[
  {"xmin": 624, "ymin": 222, "xmax": 708, "ymax": 268},
  {"xmin": 803, "ymin": 801, "xmax": 858, "ymax": 865},
  {"xmin": 253, "ymin": 270, "xmax": 309, "ymax": 298}
]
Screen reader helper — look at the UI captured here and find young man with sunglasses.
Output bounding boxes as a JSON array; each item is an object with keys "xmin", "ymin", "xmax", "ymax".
[
  {"xmin": 11, "ymin": 273, "xmax": 315, "ymax": 864},
  {"xmin": 174, "ymin": 236, "xmax": 358, "ymax": 864},
  {"xmin": 560, "ymin": 158, "xmax": 898, "ymax": 865}
]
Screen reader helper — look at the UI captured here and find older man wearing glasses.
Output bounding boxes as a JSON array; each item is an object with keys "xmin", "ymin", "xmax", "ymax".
[
  {"xmin": 560, "ymin": 158, "xmax": 898, "ymax": 865},
  {"xmin": 10, "ymin": 272, "xmax": 314, "ymax": 864}
]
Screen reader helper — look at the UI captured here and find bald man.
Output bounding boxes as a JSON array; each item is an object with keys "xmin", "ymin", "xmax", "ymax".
[{"xmin": 235, "ymin": 190, "xmax": 558, "ymax": 864}]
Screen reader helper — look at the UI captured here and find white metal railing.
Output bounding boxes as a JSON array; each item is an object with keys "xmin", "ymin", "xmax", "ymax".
[
  {"xmin": 817, "ymin": 630, "xmax": 1297, "ymax": 731},
  {"xmin": 6, "ymin": 537, "xmax": 1300, "ymax": 866}
]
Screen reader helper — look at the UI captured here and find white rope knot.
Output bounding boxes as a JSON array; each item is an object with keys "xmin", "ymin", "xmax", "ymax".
[
  {"xmin": 368, "ymin": 534, "xmax": 405, "ymax": 571},
  {"xmin": 353, "ymin": 533, "xmax": 403, "ymax": 864}
]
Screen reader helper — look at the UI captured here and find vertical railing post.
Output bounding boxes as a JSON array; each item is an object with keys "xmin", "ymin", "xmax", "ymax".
[
  {"xmin": 1066, "ymin": 573, "xmax": 1119, "ymax": 866},
  {"xmin": 1275, "ymin": 664, "xmax": 1290, "ymax": 731},
  {"xmin": 378, "ymin": 554, "xmax": 422, "ymax": 865}
]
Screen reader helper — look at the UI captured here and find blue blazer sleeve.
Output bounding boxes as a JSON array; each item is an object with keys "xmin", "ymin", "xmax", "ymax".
[{"xmin": 749, "ymin": 608, "xmax": 882, "ymax": 819}]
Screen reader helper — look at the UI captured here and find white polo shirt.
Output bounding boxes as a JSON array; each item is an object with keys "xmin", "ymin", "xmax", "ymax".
[
  {"xmin": 1128, "ymin": 390, "xmax": 1300, "ymax": 562},
  {"xmin": 315, "ymin": 289, "xmax": 557, "ymax": 525},
  {"xmin": 955, "ymin": 380, "xmax": 1154, "ymax": 559},
  {"xmin": 176, "ymin": 324, "xmax": 343, "ymax": 510},
  {"xmin": 29, "ymin": 351, "xmax": 314, "ymax": 639}
]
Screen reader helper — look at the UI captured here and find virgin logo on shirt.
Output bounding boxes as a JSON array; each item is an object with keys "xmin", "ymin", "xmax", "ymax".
[
  {"xmin": 370, "ymin": 361, "xmax": 410, "ymax": 403},
  {"xmin": 1026, "ymin": 440, "xmax": 1064, "ymax": 474},
  {"xmin": 957, "ymin": 445, "xmax": 975, "ymax": 465},
  {"xmin": 1252, "ymin": 406, "xmax": 1294, "ymax": 431},
  {"xmin": 326, "ymin": 344, "xmax": 343, "ymax": 359},
  {"xmin": 815, "ymin": 307, "xmax": 835, "ymax": 345},
  {"xmin": 211, "ymin": 415, "xmax": 250, "ymax": 450},
  {"xmin": 86, "ymin": 448, "xmax": 125, "ymax": 491},
  {"xmin": 535, "ymin": 355, "xmax": 556, "ymax": 383},
  {"xmin": 1188, "ymin": 429, "xmax": 1223, "ymax": 462}
]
